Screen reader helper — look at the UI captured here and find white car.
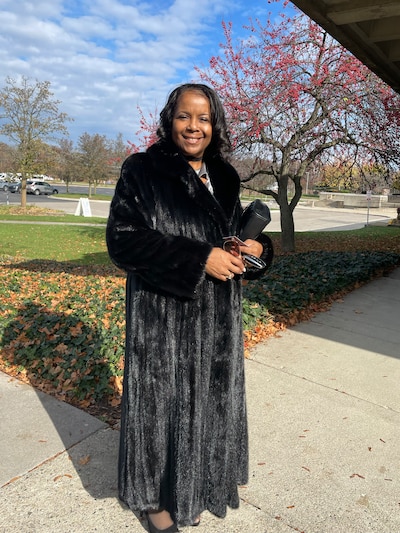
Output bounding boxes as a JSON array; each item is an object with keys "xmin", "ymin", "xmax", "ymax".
[{"xmin": 26, "ymin": 180, "xmax": 59, "ymax": 195}]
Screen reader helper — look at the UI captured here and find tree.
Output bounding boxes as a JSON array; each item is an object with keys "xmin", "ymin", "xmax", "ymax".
[
  {"xmin": 128, "ymin": 106, "xmax": 159, "ymax": 154},
  {"xmin": 0, "ymin": 142, "xmax": 17, "ymax": 174},
  {"xmin": 76, "ymin": 133, "xmax": 110, "ymax": 195},
  {"xmin": 196, "ymin": 11, "xmax": 400, "ymax": 251},
  {"xmin": 0, "ymin": 76, "xmax": 70, "ymax": 207},
  {"xmin": 56, "ymin": 139, "xmax": 78, "ymax": 192},
  {"xmin": 108, "ymin": 133, "xmax": 129, "ymax": 182}
]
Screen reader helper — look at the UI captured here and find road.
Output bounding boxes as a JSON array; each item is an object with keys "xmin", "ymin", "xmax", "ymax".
[
  {"xmin": 0, "ymin": 190, "xmax": 395, "ymax": 231},
  {"xmin": 0, "ymin": 187, "xmax": 112, "ymax": 219},
  {"xmin": 284, "ymin": 204, "xmax": 393, "ymax": 232}
]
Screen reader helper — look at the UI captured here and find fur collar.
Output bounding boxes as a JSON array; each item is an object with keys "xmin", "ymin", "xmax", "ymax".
[{"xmin": 146, "ymin": 142, "xmax": 240, "ymax": 227}]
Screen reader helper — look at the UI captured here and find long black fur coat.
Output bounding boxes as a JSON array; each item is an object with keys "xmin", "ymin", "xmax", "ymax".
[{"xmin": 106, "ymin": 142, "xmax": 269, "ymax": 526}]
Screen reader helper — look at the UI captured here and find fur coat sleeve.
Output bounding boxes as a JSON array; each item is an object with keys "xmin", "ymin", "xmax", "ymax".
[{"xmin": 106, "ymin": 152, "xmax": 215, "ymax": 300}]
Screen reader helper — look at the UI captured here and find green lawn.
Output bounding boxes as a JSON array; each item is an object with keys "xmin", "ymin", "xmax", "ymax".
[{"xmin": 0, "ymin": 223, "xmax": 109, "ymax": 263}]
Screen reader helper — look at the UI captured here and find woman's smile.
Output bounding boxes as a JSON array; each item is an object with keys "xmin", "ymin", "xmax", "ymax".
[{"xmin": 182, "ymin": 135, "xmax": 204, "ymax": 147}]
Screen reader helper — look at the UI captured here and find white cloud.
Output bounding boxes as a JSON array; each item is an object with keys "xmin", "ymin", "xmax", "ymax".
[{"xmin": 0, "ymin": 0, "xmax": 273, "ymax": 145}]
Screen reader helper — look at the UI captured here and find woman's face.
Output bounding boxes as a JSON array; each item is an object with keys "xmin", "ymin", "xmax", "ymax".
[{"xmin": 172, "ymin": 90, "xmax": 212, "ymax": 161}]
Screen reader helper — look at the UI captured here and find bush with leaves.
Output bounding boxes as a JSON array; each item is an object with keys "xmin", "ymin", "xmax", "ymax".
[
  {"xmin": 243, "ymin": 251, "xmax": 400, "ymax": 326},
  {"xmin": 0, "ymin": 265, "xmax": 125, "ymax": 407}
]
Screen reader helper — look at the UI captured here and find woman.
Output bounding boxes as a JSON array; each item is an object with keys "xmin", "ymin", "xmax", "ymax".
[{"xmin": 106, "ymin": 83, "xmax": 270, "ymax": 532}]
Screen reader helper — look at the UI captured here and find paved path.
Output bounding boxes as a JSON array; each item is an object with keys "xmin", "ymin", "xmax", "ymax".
[{"xmin": 1, "ymin": 268, "xmax": 399, "ymax": 533}]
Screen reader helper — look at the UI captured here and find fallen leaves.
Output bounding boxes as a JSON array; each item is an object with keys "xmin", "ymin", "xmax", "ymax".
[
  {"xmin": 0, "ymin": 263, "xmax": 125, "ymax": 409},
  {"xmin": 0, "ymin": 205, "xmax": 64, "ymax": 216},
  {"xmin": 53, "ymin": 473, "xmax": 73, "ymax": 482},
  {"xmin": 243, "ymin": 320, "xmax": 286, "ymax": 356},
  {"xmin": 78, "ymin": 455, "xmax": 91, "ymax": 466}
]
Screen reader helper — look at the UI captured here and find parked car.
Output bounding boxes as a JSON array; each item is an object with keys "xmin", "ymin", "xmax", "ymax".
[
  {"xmin": 26, "ymin": 180, "xmax": 59, "ymax": 195},
  {"xmin": 9, "ymin": 181, "xmax": 22, "ymax": 193},
  {"xmin": 0, "ymin": 180, "xmax": 10, "ymax": 191}
]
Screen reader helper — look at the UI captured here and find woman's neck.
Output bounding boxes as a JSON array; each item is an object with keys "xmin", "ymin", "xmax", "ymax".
[
  {"xmin": 183, "ymin": 154, "xmax": 203, "ymax": 171},
  {"xmin": 189, "ymin": 160, "xmax": 203, "ymax": 171}
]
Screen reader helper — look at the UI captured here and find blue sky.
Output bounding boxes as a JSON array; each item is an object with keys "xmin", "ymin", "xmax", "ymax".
[{"xmin": 0, "ymin": 0, "xmax": 295, "ymax": 146}]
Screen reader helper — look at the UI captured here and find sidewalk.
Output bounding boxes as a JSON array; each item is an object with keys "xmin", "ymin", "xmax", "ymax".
[{"xmin": 1, "ymin": 268, "xmax": 399, "ymax": 533}]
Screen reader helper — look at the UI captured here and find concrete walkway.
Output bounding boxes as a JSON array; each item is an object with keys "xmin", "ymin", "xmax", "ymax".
[{"xmin": 1, "ymin": 268, "xmax": 399, "ymax": 533}]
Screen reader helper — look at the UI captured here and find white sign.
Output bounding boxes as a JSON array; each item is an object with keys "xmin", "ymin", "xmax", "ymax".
[
  {"xmin": 366, "ymin": 190, "xmax": 372, "ymax": 201},
  {"xmin": 74, "ymin": 197, "xmax": 92, "ymax": 217}
]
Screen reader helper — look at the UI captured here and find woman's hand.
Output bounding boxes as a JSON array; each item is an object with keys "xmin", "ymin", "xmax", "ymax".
[
  {"xmin": 239, "ymin": 239, "xmax": 263, "ymax": 258},
  {"xmin": 205, "ymin": 247, "xmax": 246, "ymax": 281}
]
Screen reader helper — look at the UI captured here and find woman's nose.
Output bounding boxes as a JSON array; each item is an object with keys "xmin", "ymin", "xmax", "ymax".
[{"xmin": 187, "ymin": 118, "xmax": 199, "ymax": 131}]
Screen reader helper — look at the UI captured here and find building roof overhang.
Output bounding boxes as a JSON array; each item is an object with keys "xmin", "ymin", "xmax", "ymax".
[{"xmin": 291, "ymin": 0, "xmax": 400, "ymax": 94}]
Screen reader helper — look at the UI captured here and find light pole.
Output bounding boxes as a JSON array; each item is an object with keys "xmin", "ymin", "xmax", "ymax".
[
  {"xmin": 366, "ymin": 190, "xmax": 371, "ymax": 226},
  {"xmin": 305, "ymin": 173, "xmax": 309, "ymax": 195}
]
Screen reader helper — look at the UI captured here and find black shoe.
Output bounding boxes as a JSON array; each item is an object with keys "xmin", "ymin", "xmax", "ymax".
[{"xmin": 146, "ymin": 512, "xmax": 179, "ymax": 533}]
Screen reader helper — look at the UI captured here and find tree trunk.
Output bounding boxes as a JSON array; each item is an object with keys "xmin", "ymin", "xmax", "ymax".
[
  {"xmin": 280, "ymin": 202, "xmax": 295, "ymax": 252},
  {"xmin": 276, "ymin": 173, "xmax": 296, "ymax": 252},
  {"xmin": 20, "ymin": 175, "xmax": 27, "ymax": 208}
]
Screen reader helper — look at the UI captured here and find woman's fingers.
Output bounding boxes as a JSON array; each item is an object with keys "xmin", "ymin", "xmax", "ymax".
[
  {"xmin": 239, "ymin": 239, "xmax": 263, "ymax": 257},
  {"xmin": 205, "ymin": 248, "xmax": 246, "ymax": 281}
]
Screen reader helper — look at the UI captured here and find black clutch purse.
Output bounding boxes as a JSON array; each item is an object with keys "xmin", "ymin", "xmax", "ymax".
[
  {"xmin": 222, "ymin": 199, "xmax": 272, "ymax": 270},
  {"xmin": 223, "ymin": 200, "xmax": 273, "ymax": 270},
  {"xmin": 239, "ymin": 199, "xmax": 271, "ymax": 240}
]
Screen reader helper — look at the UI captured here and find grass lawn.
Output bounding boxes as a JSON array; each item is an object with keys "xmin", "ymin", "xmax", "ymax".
[
  {"xmin": 0, "ymin": 206, "xmax": 108, "ymax": 263},
  {"xmin": 0, "ymin": 224, "xmax": 108, "ymax": 263}
]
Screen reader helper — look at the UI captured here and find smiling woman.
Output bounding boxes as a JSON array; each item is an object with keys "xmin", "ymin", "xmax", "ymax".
[{"xmin": 106, "ymin": 83, "xmax": 271, "ymax": 532}]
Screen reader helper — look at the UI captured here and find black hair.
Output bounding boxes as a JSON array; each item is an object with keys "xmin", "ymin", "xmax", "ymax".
[{"xmin": 156, "ymin": 83, "xmax": 232, "ymax": 157}]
